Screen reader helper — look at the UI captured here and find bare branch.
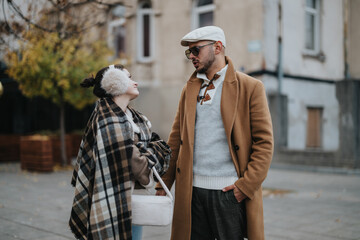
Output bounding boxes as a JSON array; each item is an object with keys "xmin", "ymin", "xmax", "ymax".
[
  {"xmin": 93, "ymin": 0, "xmax": 131, "ymax": 8},
  {"xmin": 62, "ymin": 20, "xmax": 107, "ymax": 37},
  {"xmin": 0, "ymin": 35, "xmax": 7, "ymax": 45},
  {"xmin": 2, "ymin": 0, "xmax": 129, "ymax": 39},
  {"xmin": 1, "ymin": 0, "xmax": 22, "ymax": 39},
  {"xmin": 7, "ymin": 0, "xmax": 55, "ymax": 33},
  {"xmin": 45, "ymin": 0, "xmax": 57, "ymax": 8},
  {"xmin": 45, "ymin": 0, "xmax": 130, "ymax": 15}
]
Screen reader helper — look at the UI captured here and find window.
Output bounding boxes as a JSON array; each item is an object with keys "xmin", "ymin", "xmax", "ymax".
[
  {"xmin": 191, "ymin": 0, "xmax": 215, "ymax": 29},
  {"xmin": 115, "ymin": 25, "xmax": 126, "ymax": 57},
  {"xmin": 108, "ymin": 18, "xmax": 127, "ymax": 59},
  {"xmin": 304, "ymin": 0, "xmax": 320, "ymax": 54},
  {"xmin": 137, "ymin": 0, "xmax": 154, "ymax": 62},
  {"xmin": 306, "ymin": 107, "xmax": 323, "ymax": 148}
]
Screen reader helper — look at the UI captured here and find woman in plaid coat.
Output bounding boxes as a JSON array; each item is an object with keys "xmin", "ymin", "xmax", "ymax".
[{"xmin": 69, "ymin": 64, "xmax": 171, "ymax": 240}]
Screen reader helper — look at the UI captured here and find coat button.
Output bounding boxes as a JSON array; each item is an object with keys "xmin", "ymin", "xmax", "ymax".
[
  {"xmin": 177, "ymin": 168, "xmax": 180, "ymax": 173},
  {"xmin": 234, "ymin": 145, "xmax": 240, "ymax": 151},
  {"xmin": 180, "ymin": 140, "xmax": 183, "ymax": 145}
]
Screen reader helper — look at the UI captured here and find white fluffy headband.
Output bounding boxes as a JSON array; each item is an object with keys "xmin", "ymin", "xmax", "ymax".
[{"xmin": 101, "ymin": 65, "xmax": 131, "ymax": 96}]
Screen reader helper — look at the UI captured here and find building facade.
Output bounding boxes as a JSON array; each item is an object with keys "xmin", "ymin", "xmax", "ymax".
[
  {"xmin": 111, "ymin": 0, "xmax": 358, "ymax": 167},
  {"xmin": 1, "ymin": 0, "xmax": 359, "ymax": 167}
]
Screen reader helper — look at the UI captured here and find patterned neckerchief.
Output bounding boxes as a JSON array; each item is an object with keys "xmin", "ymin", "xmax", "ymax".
[
  {"xmin": 197, "ymin": 73, "xmax": 220, "ymax": 105},
  {"xmin": 196, "ymin": 64, "xmax": 228, "ymax": 105}
]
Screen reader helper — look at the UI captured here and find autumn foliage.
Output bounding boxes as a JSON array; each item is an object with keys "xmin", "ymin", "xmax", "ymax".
[
  {"xmin": 5, "ymin": 27, "xmax": 111, "ymax": 110},
  {"xmin": 2, "ymin": 0, "xmax": 122, "ymax": 166}
]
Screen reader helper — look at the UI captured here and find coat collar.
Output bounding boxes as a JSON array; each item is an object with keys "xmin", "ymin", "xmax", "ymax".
[
  {"xmin": 220, "ymin": 57, "xmax": 239, "ymax": 146},
  {"xmin": 185, "ymin": 73, "xmax": 201, "ymax": 146},
  {"xmin": 185, "ymin": 56, "xmax": 239, "ymax": 146}
]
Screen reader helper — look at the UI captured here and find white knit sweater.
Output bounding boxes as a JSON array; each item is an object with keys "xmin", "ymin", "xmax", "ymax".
[{"xmin": 193, "ymin": 66, "xmax": 238, "ymax": 190}]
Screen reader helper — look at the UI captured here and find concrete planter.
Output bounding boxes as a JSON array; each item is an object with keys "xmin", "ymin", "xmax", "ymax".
[
  {"xmin": 20, "ymin": 135, "xmax": 54, "ymax": 172},
  {"xmin": 0, "ymin": 135, "xmax": 20, "ymax": 162}
]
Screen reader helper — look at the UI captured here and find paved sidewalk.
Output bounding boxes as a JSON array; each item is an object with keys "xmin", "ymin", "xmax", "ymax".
[
  {"xmin": 0, "ymin": 163, "xmax": 359, "ymax": 240},
  {"xmin": 263, "ymin": 165, "xmax": 360, "ymax": 240}
]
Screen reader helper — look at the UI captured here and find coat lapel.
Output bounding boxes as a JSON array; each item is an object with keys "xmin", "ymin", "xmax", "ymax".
[
  {"xmin": 185, "ymin": 73, "xmax": 202, "ymax": 146},
  {"xmin": 185, "ymin": 58, "xmax": 239, "ymax": 147},
  {"xmin": 221, "ymin": 57, "xmax": 239, "ymax": 146}
]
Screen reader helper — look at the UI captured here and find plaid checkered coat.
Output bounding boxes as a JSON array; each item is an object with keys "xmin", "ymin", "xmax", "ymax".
[{"xmin": 69, "ymin": 97, "xmax": 170, "ymax": 240}]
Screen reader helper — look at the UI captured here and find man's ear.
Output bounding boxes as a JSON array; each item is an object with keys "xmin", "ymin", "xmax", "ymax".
[{"xmin": 214, "ymin": 41, "xmax": 224, "ymax": 54}]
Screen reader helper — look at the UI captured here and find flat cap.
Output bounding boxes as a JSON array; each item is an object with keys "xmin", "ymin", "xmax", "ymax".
[{"xmin": 180, "ymin": 26, "xmax": 226, "ymax": 47}]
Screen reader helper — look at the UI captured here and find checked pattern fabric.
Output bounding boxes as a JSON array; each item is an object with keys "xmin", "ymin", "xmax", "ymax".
[{"xmin": 69, "ymin": 97, "xmax": 170, "ymax": 240}]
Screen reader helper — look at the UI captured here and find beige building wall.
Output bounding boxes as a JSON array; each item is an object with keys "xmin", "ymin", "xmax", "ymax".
[
  {"xmin": 125, "ymin": 0, "xmax": 193, "ymax": 139},
  {"xmin": 120, "ymin": 0, "xmax": 264, "ymax": 139},
  {"xmin": 215, "ymin": 0, "xmax": 264, "ymax": 73}
]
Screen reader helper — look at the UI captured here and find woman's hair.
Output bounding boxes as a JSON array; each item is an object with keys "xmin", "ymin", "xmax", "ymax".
[{"xmin": 80, "ymin": 64, "xmax": 125, "ymax": 98}]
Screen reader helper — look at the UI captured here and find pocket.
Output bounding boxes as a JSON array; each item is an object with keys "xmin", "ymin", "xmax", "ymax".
[
  {"xmin": 230, "ymin": 190, "xmax": 240, "ymax": 204},
  {"xmin": 224, "ymin": 190, "xmax": 239, "ymax": 204}
]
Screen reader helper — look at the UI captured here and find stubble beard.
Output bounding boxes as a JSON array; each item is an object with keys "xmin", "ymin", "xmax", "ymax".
[{"xmin": 196, "ymin": 50, "xmax": 215, "ymax": 74}]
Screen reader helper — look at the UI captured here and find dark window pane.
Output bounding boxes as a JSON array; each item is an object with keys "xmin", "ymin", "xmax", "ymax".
[
  {"xmin": 305, "ymin": 13, "xmax": 315, "ymax": 50},
  {"xmin": 142, "ymin": 2, "xmax": 151, "ymax": 8},
  {"xmin": 199, "ymin": 12, "xmax": 213, "ymax": 27},
  {"xmin": 115, "ymin": 26, "xmax": 126, "ymax": 57},
  {"xmin": 198, "ymin": 0, "xmax": 213, "ymax": 6},
  {"xmin": 306, "ymin": 0, "xmax": 316, "ymax": 9},
  {"xmin": 143, "ymin": 14, "xmax": 150, "ymax": 57}
]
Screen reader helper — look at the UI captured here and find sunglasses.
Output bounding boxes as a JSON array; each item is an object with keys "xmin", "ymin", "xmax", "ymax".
[{"xmin": 185, "ymin": 42, "xmax": 215, "ymax": 59}]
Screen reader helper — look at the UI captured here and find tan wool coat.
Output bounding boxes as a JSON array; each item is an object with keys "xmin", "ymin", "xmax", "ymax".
[{"xmin": 157, "ymin": 57, "xmax": 274, "ymax": 240}]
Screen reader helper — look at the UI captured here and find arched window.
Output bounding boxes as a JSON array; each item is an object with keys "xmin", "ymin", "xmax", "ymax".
[
  {"xmin": 191, "ymin": 0, "xmax": 215, "ymax": 29},
  {"xmin": 137, "ymin": 0, "xmax": 154, "ymax": 62}
]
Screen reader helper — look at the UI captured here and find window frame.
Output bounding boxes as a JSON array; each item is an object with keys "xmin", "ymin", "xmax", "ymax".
[
  {"xmin": 191, "ymin": 0, "xmax": 215, "ymax": 30},
  {"xmin": 136, "ymin": 0, "xmax": 155, "ymax": 63},
  {"xmin": 108, "ymin": 18, "xmax": 127, "ymax": 59},
  {"xmin": 303, "ymin": 0, "xmax": 321, "ymax": 56}
]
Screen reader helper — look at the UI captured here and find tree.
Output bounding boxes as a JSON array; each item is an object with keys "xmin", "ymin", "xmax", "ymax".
[{"xmin": 2, "ymin": 0, "xmax": 126, "ymax": 166}]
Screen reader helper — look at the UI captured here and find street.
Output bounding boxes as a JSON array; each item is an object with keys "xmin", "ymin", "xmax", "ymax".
[{"xmin": 0, "ymin": 163, "xmax": 359, "ymax": 240}]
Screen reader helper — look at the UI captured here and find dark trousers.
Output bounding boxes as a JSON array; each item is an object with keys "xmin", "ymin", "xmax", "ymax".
[{"xmin": 191, "ymin": 187, "xmax": 247, "ymax": 240}]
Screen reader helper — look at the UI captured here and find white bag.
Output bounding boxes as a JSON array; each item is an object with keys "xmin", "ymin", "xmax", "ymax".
[{"xmin": 132, "ymin": 166, "xmax": 173, "ymax": 226}]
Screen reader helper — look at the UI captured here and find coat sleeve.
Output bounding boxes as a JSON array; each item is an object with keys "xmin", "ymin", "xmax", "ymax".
[
  {"xmin": 135, "ymin": 132, "xmax": 171, "ymax": 177},
  {"xmin": 155, "ymin": 87, "xmax": 186, "ymax": 190},
  {"xmin": 235, "ymin": 81, "xmax": 274, "ymax": 200},
  {"xmin": 131, "ymin": 146, "xmax": 152, "ymax": 186}
]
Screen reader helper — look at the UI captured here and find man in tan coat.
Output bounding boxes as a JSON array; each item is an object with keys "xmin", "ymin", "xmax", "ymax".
[{"xmin": 156, "ymin": 26, "xmax": 273, "ymax": 240}]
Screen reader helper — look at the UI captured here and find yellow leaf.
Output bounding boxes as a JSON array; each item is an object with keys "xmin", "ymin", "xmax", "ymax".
[{"xmin": 58, "ymin": 79, "xmax": 70, "ymax": 90}]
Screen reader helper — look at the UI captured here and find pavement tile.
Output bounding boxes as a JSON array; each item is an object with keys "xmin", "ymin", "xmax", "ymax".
[
  {"xmin": 36, "ymin": 237, "xmax": 73, "ymax": 240},
  {"xmin": 0, "ymin": 208, "xmax": 73, "ymax": 239},
  {"xmin": 327, "ymin": 224, "xmax": 360, "ymax": 240},
  {"xmin": 0, "ymin": 217, "xmax": 62, "ymax": 240},
  {"xmin": 0, "ymin": 234, "xmax": 20, "ymax": 240},
  {"xmin": 1, "ymin": 163, "xmax": 360, "ymax": 240}
]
